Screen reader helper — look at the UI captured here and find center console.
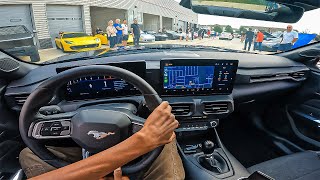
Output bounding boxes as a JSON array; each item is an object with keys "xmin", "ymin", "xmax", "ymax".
[{"xmin": 160, "ymin": 59, "xmax": 273, "ymax": 179}]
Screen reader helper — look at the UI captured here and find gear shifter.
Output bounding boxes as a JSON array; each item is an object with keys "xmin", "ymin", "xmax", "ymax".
[
  {"xmin": 202, "ymin": 140, "xmax": 215, "ymax": 154},
  {"xmin": 199, "ymin": 140, "xmax": 229, "ymax": 174}
]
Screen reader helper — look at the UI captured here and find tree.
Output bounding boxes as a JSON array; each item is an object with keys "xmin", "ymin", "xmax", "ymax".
[
  {"xmin": 225, "ymin": 25, "xmax": 233, "ymax": 33},
  {"xmin": 213, "ymin": 25, "xmax": 223, "ymax": 33},
  {"xmin": 239, "ymin": 26, "xmax": 247, "ymax": 33}
]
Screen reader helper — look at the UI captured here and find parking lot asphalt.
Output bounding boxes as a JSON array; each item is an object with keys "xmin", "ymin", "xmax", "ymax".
[{"xmin": 19, "ymin": 38, "xmax": 271, "ymax": 63}]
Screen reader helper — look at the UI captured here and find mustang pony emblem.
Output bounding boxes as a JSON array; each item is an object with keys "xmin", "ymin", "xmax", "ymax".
[{"xmin": 87, "ymin": 130, "xmax": 115, "ymax": 140}]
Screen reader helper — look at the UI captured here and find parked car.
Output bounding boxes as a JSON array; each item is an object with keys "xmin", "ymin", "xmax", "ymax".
[
  {"xmin": 0, "ymin": 25, "xmax": 40, "ymax": 62},
  {"xmin": 219, "ymin": 32, "xmax": 233, "ymax": 40},
  {"xmin": 94, "ymin": 33, "xmax": 133, "ymax": 45},
  {"xmin": 140, "ymin": 31, "xmax": 155, "ymax": 42},
  {"xmin": 165, "ymin": 30, "xmax": 181, "ymax": 40},
  {"xmin": 55, "ymin": 32, "xmax": 101, "ymax": 52},
  {"xmin": 144, "ymin": 31, "xmax": 168, "ymax": 41},
  {"xmin": 258, "ymin": 33, "xmax": 317, "ymax": 52},
  {"xmin": 180, "ymin": 32, "xmax": 192, "ymax": 39}
]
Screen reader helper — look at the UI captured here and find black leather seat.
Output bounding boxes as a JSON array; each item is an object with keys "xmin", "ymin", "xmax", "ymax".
[{"xmin": 248, "ymin": 151, "xmax": 320, "ymax": 180}]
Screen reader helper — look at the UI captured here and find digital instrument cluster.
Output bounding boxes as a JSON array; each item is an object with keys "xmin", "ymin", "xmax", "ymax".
[
  {"xmin": 161, "ymin": 59, "xmax": 238, "ymax": 96},
  {"xmin": 56, "ymin": 62, "xmax": 145, "ymax": 100}
]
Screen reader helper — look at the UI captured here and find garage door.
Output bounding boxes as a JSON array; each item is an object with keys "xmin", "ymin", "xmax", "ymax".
[
  {"xmin": 143, "ymin": 13, "xmax": 159, "ymax": 32},
  {"xmin": 0, "ymin": 5, "xmax": 33, "ymax": 32},
  {"xmin": 90, "ymin": 7, "xmax": 127, "ymax": 35},
  {"xmin": 47, "ymin": 5, "xmax": 83, "ymax": 45}
]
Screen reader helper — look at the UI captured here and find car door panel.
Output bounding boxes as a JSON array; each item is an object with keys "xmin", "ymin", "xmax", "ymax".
[
  {"xmin": 0, "ymin": 79, "xmax": 22, "ymax": 175},
  {"xmin": 286, "ymin": 61, "xmax": 320, "ymax": 148}
]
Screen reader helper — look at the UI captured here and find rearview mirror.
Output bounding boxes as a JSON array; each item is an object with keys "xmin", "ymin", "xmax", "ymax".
[{"xmin": 182, "ymin": 0, "xmax": 305, "ymax": 23}]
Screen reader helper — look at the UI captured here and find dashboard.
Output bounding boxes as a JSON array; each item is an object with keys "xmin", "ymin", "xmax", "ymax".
[
  {"xmin": 56, "ymin": 60, "xmax": 239, "ymax": 101},
  {"xmin": 4, "ymin": 50, "xmax": 309, "ymax": 121}
]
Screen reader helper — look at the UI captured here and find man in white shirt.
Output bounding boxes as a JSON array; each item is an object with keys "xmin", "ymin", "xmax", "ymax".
[
  {"xmin": 277, "ymin": 25, "xmax": 298, "ymax": 52},
  {"xmin": 122, "ymin": 19, "xmax": 129, "ymax": 46}
]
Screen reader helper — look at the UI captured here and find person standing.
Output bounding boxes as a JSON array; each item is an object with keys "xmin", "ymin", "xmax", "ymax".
[
  {"xmin": 95, "ymin": 27, "xmax": 103, "ymax": 35},
  {"xmin": 114, "ymin": 19, "xmax": 123, "ymax": 45},
  {"xmin": 191, "ymin": 27, "xmax": 195, "ymax": 40},
  {"xmin": 278, "ymin": 25, "xmax": 298, "ymax": 52},
  {"xmin": 131, "ymin": 18, "xmax": 141, "ymax": 47},
  {"xmin": 106, "ymin": 20, "xmax": 117, "ymax": 49},
  {"xmin": 255, "ymin": 30, "xmax": 264, "ymax": 52},
  {"xmin": 121, "ymin": 19, "xmax": 129, "ymax": 46},
  {"xmin": 185, "ymin": 27, "xmax": 190, "ymax": 41},
  {"xmin": 240, "ymin": 32, "xmax": 245, "ymax": 43},
  {"xmin": 243, "ymin": 28, "xmax": 254, "ymax": 51}
]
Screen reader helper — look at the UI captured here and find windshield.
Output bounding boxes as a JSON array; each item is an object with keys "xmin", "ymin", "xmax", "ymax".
[
  {"xmin": 0, "ymin": 1, "xmax": 319, "ymax": 64},
  {"xmin": 62, "ymin": 33, "xmax": 89, "ymax": 38}
]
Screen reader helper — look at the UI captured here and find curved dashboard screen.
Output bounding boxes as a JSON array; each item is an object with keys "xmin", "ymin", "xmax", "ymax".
[
  {"xmin": 56, "ymin": 62, "xmax": 145, "ymax": 100},
  {"xmin": 161, "ymin": 59, "xmax": 238, "ymax": 96}
]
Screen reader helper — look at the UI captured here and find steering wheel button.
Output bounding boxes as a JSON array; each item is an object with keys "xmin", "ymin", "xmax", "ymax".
[
  {"xmin": 42, "ymin": 127, "xmax": 50, "ymax": 131},
  {"xmin": 51, "ymin": 131, "xmax": 60, "ymax": 136},
  {"xmin": 61, "ymin": 121, "xmax": 71, "ymax": 126},
  {"xmin": 62, "ymin": 126, "xmax": 69, "ymax": 131},
  {"xmin": 52, "ymin": 122, "xmax": 62, "ymax": 127},
  {"xmin": 60, "ymin": 130, "xmax": 71, "ymax": 136},
  {"xmin": 51, "ymin": 127, "xmax": 62, "ymax": 131}
]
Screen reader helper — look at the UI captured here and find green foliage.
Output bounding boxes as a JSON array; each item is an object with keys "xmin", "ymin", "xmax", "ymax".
[
  {"xmin": 213, "ymin": 25, "xmax": 223, "ymax": 33},
  {"xmin": 239, "ymin": 26, "xmax": 247, "ymax": 33},
  {"xmin": 225, "ymin": 25, "xmax": 233, "ymax": 33}
]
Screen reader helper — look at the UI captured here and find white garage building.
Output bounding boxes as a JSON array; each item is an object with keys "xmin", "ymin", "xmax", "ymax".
[{"xmin": 0, "ymin": 0, "xmax": 198, "ymax": 49}]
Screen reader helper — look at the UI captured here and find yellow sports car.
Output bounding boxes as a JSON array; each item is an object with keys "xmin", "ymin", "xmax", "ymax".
[
  {"xmin": 94, "ymin": 33, "xmax": 108, "ymax": 45},
  {"xmin": 94, "ymin": 33, "xmax": 133, "ymax": 45},
  {"xmin": 55, "ymin": 32, "xmax": 101, "ymax": 52}
]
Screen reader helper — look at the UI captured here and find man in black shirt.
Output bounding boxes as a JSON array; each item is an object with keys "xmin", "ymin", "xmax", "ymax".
[
  {"xmin": 243, "ymin": 28, "xmax": 254, "ymax": 51},
  {"xmin": 130, "ymin": 19, "xmax": 141, "ymax": 46}
]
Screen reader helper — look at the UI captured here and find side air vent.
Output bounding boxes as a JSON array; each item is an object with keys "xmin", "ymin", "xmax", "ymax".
[
  {"xmin": 203, "ymin": 102, "xmax": 229, "ymax": 115},
  {"xmin": 10, "ymin": 94, "xmax": 29, "ymax": 106},
  {"xmin": 0, "ymin": 58, "xmax": 19, "ymax": 72},
  {"xmin": 171, "ymin": 103, "xmax": 192, "ymax": 116},
  {"xmin": 250, "ymin": 71, "xmax": 307, "ymax": 83}
]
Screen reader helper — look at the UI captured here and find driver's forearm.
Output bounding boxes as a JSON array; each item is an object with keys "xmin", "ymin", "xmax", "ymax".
[{"xmin": 30, "ymin": 132, "xmax": 156, "ymax": 180}]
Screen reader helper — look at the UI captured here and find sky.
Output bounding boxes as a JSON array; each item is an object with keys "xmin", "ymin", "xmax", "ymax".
[{"xmin": 174, "ymin": 0, "xmax": 320, "ymax": 33}]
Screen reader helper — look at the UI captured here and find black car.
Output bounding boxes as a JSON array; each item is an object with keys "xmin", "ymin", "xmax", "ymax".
[
  {"xmin": 0, "ymin": 25, "xmax": 40, "ymax": 62},
  {"xmin": 144, "ymin": 31, "xmax": 168, "ymax": 41},
  {"xmin": 165, "ymin": 30, "xmax": 181, "ymax": 40}
]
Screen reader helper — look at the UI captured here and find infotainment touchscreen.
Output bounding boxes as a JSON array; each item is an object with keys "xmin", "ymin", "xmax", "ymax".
[
  {"xmin": 161, "ymin": 59, "xmax": 238, "ymax": 96},
  {"xmin": 56, "ymin": 61, "xmax": 145, "ymax": 100}
]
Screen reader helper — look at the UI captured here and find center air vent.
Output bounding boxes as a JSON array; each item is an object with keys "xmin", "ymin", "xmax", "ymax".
[
  {"xmin": 171, "ymin": 103, "xmax": 192, "ymax": 116},
  {"xmin": 203, "ymin": 102, "xmax": 229, "ymax": 115}
]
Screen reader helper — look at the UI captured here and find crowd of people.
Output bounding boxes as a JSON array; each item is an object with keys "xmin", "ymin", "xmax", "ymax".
[
  {"xmin": 95, "ymin": 19, "xmax": 298, "ymax": 53},
  {"xmin": 242, "ymin": 25, "xmax": 298, "ymax": 52},
  {"xmin": 96, "ymin": 18, "xmax": 142, "ymax": 49}
]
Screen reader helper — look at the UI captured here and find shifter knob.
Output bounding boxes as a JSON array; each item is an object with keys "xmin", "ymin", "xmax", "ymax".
[{"xmin": 202, "ymin": 140, "xmax": 215, "ymax": 154}]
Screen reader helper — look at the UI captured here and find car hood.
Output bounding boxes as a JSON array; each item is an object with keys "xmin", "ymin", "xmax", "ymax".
[
  {"xmin": 42, "ymin": 44, "xmax": 247, "ymax": 64},
  {"xmin": 0, "ymin": 33, "xmax": 32, "ymax": 41},
  {"xmin": 141, "ymin": 34, "xmax": 155, "ymax": 38},
  {"xmin": 62, "ymin": 37, "xmax": 99, "ymax": 45}
]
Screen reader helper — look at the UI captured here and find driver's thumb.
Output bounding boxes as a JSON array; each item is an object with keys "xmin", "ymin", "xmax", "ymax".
[{"xmin": 114, "ymin": 167, "xmax": 122, "ymax": 180}]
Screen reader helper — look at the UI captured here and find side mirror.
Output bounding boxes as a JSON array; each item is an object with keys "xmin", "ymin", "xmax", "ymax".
[{"xmin": 33, "ymin": 30, "xmax": 37, "ymax": 33}]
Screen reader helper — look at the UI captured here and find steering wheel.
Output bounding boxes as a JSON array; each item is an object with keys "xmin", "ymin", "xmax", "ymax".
[{"xmin": 19, "ymin": 65, "xmax": 163, "ymax": 175}]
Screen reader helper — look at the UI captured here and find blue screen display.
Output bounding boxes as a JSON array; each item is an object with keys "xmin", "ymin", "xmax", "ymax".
[{"xmin": 163, "ymin": 66, "xmax": 215, "ymax": 89}]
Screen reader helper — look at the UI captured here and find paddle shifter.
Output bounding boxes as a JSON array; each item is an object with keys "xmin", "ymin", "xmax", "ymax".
[{"xmin": 199, "ymin": 140, "xmax": 229, "ymax": 174}]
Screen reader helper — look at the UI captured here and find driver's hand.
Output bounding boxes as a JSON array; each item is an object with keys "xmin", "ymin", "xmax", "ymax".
[
  {"xmin": 139, "ymin": 101, "xmax": 178, "ymax": 147},
  {"xmin": 104, "ymin": 167, "xmax": 129, "ymax": 180}
]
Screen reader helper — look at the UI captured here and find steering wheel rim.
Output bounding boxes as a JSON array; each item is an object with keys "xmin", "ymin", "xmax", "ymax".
[{"xmin": 19, "ymin": 65, "xmax": 163, "ymax": 175}]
